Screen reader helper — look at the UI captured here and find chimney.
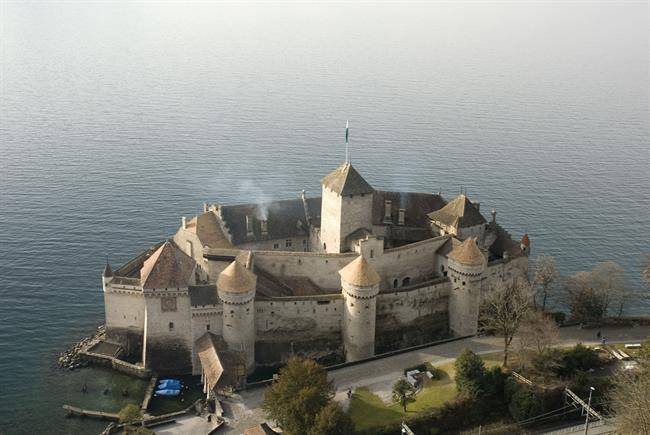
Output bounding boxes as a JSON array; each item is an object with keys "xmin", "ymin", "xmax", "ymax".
[
  {"xmin": 383, "ymin": 200, "xmax": 392, "ymax": 224},
  {"xmin": 398, "ymin": 208, "xmax": 405, "ymax": 225},
  {"xmin": 181, "ymin": 216, "xmax": 187, "ymax": 229},
  {"xmin": 491, "ymin": 208, "xmax": 497, "ymax": 224},
  {"xmin": 203, "ymin": 202, "xmax": 209, "ymax": 213},
  {"xmin": 261, "ymin": 219, "xmax": 268, "ymax": 237},
  {"xmin": 246, "ymin": 215, "xmax": 254, "ymax": 238}
]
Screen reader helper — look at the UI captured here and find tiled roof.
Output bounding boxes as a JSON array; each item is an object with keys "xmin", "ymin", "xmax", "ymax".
[
  {"xmin": 186, "ymin": 212, "xmax": 233, "ymax": 249},
  {"xmin": 189, "ymin": 285, "xmax": 219, "ymax": 307},
  {"xmin": 339, "ymin": 256, "xmax": 380, "ymax": 287},
  {"xmin": 140, "ymin": 241, "xmax": 196, "ymax": 289},
  {"xmin": 217, "ymin": 261, "xmax": 257, "ymax": 293},
  {"xmin": 218, "ymin": 197, "xmax": 320, "ymax": 246},
  {"xmin": 373, "ymin": 190, "xmax": 446, "ymax": 228},
  {"xmin": 447, "ymin": 237, "xmax": 486, "ymax": 266},
  {"xmin": 322, "ymin": 162, "xmax": 374, "ymax": 196},
  {"xmin": 427, "ymin": 194, "xmax": 486, "ymax": 228},
  {"xmin": 113, "ymin": 241, "xmax": 165, "ymax": 278}
]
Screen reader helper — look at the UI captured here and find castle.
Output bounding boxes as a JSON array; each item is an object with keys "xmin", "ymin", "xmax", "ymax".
[{"xmin": 101, "ymin": 161, "xmax": 530, "ymax": 391}]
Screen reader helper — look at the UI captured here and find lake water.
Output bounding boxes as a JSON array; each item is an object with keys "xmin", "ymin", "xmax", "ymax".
[{"xmin": 1, "ymin": 2, "xmax": 648, "ymax": 433}]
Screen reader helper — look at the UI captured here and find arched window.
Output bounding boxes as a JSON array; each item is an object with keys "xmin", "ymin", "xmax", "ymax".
[
  {"xmin": 393, "ymin": 279, "xmax": 398, "ymax": 289},
  {"xmin": 323, "ymin": 243, "xmax": 327, "ymax": 251},
  {"xmin": 402, "ymin": 277, "xmax": 411, "ymax": 287}
]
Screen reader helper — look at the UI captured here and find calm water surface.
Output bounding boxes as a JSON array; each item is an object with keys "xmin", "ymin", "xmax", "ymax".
[{"xmin": 1, "ymin": 2, "xmax": 648, "ymax": 433}]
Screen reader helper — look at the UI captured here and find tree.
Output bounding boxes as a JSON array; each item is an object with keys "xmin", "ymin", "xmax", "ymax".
[
  {"xmin": 454, "ymin": 348, "xmax": 486, "ymax": 397},
  {"xmin": 263, "ymin": 357, "xmax": 334, "ymax": 435},
  {"xmin": 566, "ymin": 271, "xmax": 607, "ymax": 323},
  {"xmin": 532, "ymin": 255, "xmax": 559, "ymax": 311},
  {"xmin": 591, "ymin": 261, "xmax": 628, "ymax": 318},
  {"xmin": 481, "ymin": 279, "xmax": 533, "ymax": 366},
  {"xmin": 309, "ymin": 401, "xmax": 355, "ymax": 435},
  {"xmin": 516, "ymin": 311, "xmax": 560, "ymax": 371},
  {"xmin": 118, "ymin": 404, "xmax": 142, "ymax": 423},
  {"xmin": 392, "ymin": 378, "xmax": 416, "ymax": 411},
  {"xmin": 611, "ymin": 365, "xmax": 650, "ymax": 434}
]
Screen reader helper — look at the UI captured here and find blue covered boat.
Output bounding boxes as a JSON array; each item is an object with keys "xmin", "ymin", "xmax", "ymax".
[
  {"xmin": 155, "ymin": 388, "xmax": 181, "ymax": 397},
  {"xmin": 158, "ymin": 379, "xmax": 182, "ymax": 389}
]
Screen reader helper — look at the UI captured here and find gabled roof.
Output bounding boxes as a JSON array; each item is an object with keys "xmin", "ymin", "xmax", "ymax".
[
  {"xmin": 186, "ymin": 211, "xmax": 233, "ymax": 249},
  {"xmin": 196, "ymin": 333, "xmax": 243, "ymax": 393},
  {"xmin": 427, "ymin": 194, "xmax": 486, "ymax": 228},
  {"xmin": 339, "ymin": 256, "xmax": 380, "ymax": 287},
  {"xmin": 373, "ymin": 190, "xmax": 447, "ymax": 228},
  {"xmin": 140, "ymin": 241, "xmax": 196, "ymax": 289},
  {"xmin": 322, "ymin": 162, "xmax": 374, "ymax": 196},
  {"xmin": 217, "ymin": 261, "xmax": 257, "ymax": 293},
  {"xmin": 447, "ymin": 237, "xmax": 486, "ymax": 266},
  {"xmin": 218, "ymin": 197, "xmax": 320, "ymax": 245}
]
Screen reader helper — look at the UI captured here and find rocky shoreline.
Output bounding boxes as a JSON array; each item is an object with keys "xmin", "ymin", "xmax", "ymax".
[{"xmin": 57, "ymin": 325, "xmax": 105, "ymax": 370}]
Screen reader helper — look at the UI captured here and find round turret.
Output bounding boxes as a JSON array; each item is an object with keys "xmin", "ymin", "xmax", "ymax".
[
  {"xmin": 217, "ymin": 261, "xmax": 256, "ymax": 373},
  {"xmin": 446, "ymin": 238, "xmax": 486, "ymax": 337},
  {"xmin": 339, "ymin": 256, "xmax": 380, "ymax": 362}
]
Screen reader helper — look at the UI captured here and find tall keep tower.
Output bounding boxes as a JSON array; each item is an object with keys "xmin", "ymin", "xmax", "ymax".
[
  {"xmin": 217, "ymin": 260, "xmax": 257, "ymax": 374},
  {"xmin": 447, "ymin": 238, "xmax": 486, "ymax": 337},
  {"xmin": 320, "ymin": 163, "xmax": 374, "ymax": 253},
  {"xmin": 339, "ymin": 256, "xmax": 381, "ymax": 362}
]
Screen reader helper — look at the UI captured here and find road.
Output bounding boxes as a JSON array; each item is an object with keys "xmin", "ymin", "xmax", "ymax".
[{"xmin": 209, "ymin": 325, "xmax": 650, "ymax": 434}]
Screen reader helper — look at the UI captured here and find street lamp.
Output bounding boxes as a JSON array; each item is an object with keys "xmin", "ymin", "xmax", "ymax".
[{"xmin": 584, "ymin": 386, "xmax": 595, "ymax": 435}]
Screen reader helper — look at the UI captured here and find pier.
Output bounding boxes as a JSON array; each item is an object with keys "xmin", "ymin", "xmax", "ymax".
[{"xmin": 63, "ymin": 405, "xmax": 119, "ymax": 421}]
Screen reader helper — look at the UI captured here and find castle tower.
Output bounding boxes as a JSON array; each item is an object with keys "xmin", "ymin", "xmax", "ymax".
[
  {"xmin": 102, "ymin": 260, "xmax": 113, "ymax": 287},
  {"xmin": 320, "ymin": 162, "xmax": 374, "ymax": 253},
  {"xmin": 339, "ymin": 256, "xmax": 380, "ymax": 362},
  {"xmin": 217, "ymin": 260, "xmax": 257, "ymax": 374},
  {"xmin": 141, "ymin": 241, "xmax": 196, "ymax": 373},
  {"xmin": 447, "ymin": 237, "xmax": 487, "ymax": 337}
]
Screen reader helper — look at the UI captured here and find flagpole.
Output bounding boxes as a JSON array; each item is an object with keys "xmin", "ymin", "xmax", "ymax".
[{"xmin": 345, "ymin": 120, "xmax": 349, "ymax": 163}]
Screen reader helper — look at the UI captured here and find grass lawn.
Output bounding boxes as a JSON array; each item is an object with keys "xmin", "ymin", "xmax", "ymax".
[
  {"xmin": 348, "ymin": 353, "xmax": 506, "ymax": 431},
  {"xmin": 348, "ymin": 362, "xmax": 457, "ymax": 431}
]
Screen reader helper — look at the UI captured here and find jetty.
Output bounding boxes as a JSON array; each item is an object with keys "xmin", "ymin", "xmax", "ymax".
[{"xmin": 63, "ymin": 405, "xmax": 119, "ymax": 421}]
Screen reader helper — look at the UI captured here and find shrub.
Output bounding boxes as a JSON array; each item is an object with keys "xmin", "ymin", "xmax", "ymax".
[
  {"xmin": 508, "ymin": 387, "xmax": 543, "ymax": 421},
  {"xmin": 454, "ymin": 349, "xmax": 486, "ymax": 397},
  {"xmin": 118, "ymin": 404, "xmax": 142, "ymax": 423},
  {"xmin": 559, "ymin": 343, "xmax": 600, "ymax": 377},
  {"xmin": 551, "ymin": 311, "xmax": 566, "ymax": 325}
]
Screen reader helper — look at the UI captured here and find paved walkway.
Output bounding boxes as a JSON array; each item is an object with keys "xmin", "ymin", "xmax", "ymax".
[{"xmin": 196, "ymin": 325, "xmax": 650, "ymax": 434}]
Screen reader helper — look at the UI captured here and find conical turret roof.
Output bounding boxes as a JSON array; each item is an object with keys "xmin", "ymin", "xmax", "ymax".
[
  {"xmin": 322, "ymin": 162, "xmax": 373, "ymax": 196},
  {"xmin": 521, "ymin": 233, "xmax": 530, "ymax": 247},
  {"xmin": 217, "ymin": 261, "xmax": 257, "ymax": 293},
  {"xmin": 339, "ymin": 256, "xmax": 380, "ymax": 287},
  {"xmin": 103, "ymin": 261, "xmax": 113, "ymax": 278},
  {"xmin": 448, "ymin": 237, "xmax": 486, "ymax": 266}
]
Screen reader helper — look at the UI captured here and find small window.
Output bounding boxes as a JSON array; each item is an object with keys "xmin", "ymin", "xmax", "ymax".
[
  {"xmin": 402, "ymin": 277, "xmax": 411, "ymax": 286},
  {"xmin": 206, "ymin": 324, "xmax": 210, "ymax": 331},
  {"xmin": 462, "ymin": 281, "xmax": 466, "ymax": 286},
  {"xmin": 302, "ymin": 239, "xmax": 307, "ymax": 245},
  {"xmin": 370, "ymin": 249, "xmax": 374, "ymax": 259},
  {"xmin": 393, "ymin": 279, "xmax": 398, "ymax": 289},
  {"xmin": 285, "ymin": 239, "xmax": 292, "ymax": 248},
  {"xmin": 273, "ymin": 243, "xmax": 279, "ymax": 249},
  {"xmin": 323, "ymin": 243, "xmax": 327, "ymax": 250},
  {"xmin": 169, "ymin": 322, "xmax": 174, "ymax": 330}
]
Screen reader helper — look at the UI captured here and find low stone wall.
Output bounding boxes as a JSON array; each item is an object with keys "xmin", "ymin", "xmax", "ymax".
[{"xmin": 81, "ymin": 350, "xmax": 150, "ymax": 379}]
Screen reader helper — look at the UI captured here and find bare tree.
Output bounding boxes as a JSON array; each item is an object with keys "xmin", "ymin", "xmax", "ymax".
[
  {"xmin": 532, "ymin": 255, "xmax": 559, "ymax": 311},
  {"xmin": 591, "ymin": 261, "xmax": 628, "ymax": 318},
  {"xmin": 481, "ymin": 279, "xmax": 533, "ymax": 367},
  {"xmin": 611, "ymin": 364, "xmax": 650, "ymax": 434},
  {"xmin": 515, "ymin": 311, "xmax": 560, "ymax": 374}
]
